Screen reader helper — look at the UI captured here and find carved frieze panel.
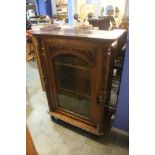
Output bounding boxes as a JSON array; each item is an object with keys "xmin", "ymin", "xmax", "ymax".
[
  {"xmin": 48, "ymin": 45, "xmax": 68, "ymax": 51},
  {"xmin": 71, "ymin": 47, "xmax": 96, "ymax": 65},
  {"xmin": 48, "ymin": 44, "xmax": 96, "ymax": 65}
]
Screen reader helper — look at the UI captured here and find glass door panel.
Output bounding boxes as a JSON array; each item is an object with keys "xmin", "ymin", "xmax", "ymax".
[{"xmin": 53, "ymin": 54, "xmax": 91, "ymax": 118}]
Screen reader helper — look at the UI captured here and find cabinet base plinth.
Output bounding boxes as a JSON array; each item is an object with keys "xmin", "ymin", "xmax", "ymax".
[{"xmin": 48, "ymin": 111, "xmax": 104, "ymax": 136}]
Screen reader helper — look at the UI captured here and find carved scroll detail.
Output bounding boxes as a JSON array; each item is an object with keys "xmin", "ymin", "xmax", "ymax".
[
  {"xmin": 48, "ymin": 45, "xmax": 96, "ymax": 65},
  {"xmin": 103, "ymin": 48, "xmax": 112, "ymax": 56},
  {"xmin": 96, "ymin": 91, "xmax": 107, "ymax": 105},
  {"xmin": 36, "ymin": 38, "xmax": 42, "ymax": 51},
  {"xmin": 71, "ymin": 48, "xmax": 95, "ymax": 64},
  {"xmin": 49, "ymin": 45, "xmax": 68, "ymax": 51}
]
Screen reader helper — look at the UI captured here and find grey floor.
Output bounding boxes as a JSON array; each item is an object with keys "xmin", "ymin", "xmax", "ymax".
[{"xmin": 26, "ymin": 60, "xmax": 129, "ymax": 155}]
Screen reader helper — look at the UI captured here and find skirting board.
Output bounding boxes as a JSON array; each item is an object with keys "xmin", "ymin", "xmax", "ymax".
[{"xmin": 111, "ymin": 127, "xmax": 129, "ymax": 136}]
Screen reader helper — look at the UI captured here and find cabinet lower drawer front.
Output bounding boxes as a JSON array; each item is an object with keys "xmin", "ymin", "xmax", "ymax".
[{"xmin": 48, "ymin": 111, "xmax": 104, "ymax": 136}]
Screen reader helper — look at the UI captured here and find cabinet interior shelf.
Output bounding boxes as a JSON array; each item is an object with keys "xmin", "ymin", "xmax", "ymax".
[
  {"xmin": 113, "ymin": 76, "xmax": 120, "ymax": 81},
  {"xmin": 56, "ymin": 62, "xmax": 91, "ymax": 71},
  {"xmin": 60, "ymin": 87, "xmax": 90, "ymax": 99}
]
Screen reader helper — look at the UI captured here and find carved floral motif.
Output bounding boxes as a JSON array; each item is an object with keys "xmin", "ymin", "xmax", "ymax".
[
  {"xmin": 48, "ymin": 45, "xmax": 96, "ymax": 65},
  {"xmin": 71, "ymin": 48, "xmax": 96, "ymax": 64},
  {"xmin": 49, "ymin": 45, "xmax": 68, "ymax": 51}
]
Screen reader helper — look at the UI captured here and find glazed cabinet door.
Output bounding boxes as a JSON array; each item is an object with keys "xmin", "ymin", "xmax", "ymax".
[
  {"xmin": 43, "ymin": 38, "xmax": 103, "ymax": 128},
  {"xmin": 53, "ymin": 54, "xmax": 92, "ymax": 118}
]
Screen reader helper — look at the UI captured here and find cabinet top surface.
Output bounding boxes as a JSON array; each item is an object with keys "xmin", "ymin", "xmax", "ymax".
[{"xmin": 31, "ymin": 26, "xmax": 126, "ymax": 41}]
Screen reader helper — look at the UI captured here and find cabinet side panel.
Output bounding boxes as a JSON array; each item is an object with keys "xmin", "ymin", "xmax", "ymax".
[
  {"xmin": 32, "ymin": 36, "xmax": 54, "ymax": 111},
  {"xmin": 99, "ymin": 43, "xmax": 118, "ymax": 133},
  {"xmin": 32, "ymin": 36, "xmax": 45, "ymax": 91}
]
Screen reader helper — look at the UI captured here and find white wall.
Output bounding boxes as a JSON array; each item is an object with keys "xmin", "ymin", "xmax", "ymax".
[
  {"xmin": 51, "ymin": 0, "xmax": 57, "ymax": 15},
  {"xmin": 76, "ymin": 0, "xmax": 86, "ymax": 14},
  {"xmin": 75, "ymin": 0, "xmax": 128, "ymax": 18},
  {"xmin": 97, "ymin": 0, "xmax": 128, "ymax": 25},
  {"xmin": 99, "ymin": 0, "xmax": 128, "ymax": 16},
  {"xmin": 125, "ymin": 0, "xmax": 129, "ymax": 17}
]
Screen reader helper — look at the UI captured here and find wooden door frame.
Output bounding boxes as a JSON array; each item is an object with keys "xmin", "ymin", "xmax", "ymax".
[{"xmin": 42, "ymin": 37, "xmax": 102, "ymax": 127}]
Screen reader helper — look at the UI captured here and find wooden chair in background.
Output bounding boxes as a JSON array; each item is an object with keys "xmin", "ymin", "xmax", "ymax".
[
  {"xmin": 26, "ymin": 31, "xmax": 36, "ymax": 61},
  {"xmin": 26, "ymin": 125, "xmax": 38, "ymax": 155}
]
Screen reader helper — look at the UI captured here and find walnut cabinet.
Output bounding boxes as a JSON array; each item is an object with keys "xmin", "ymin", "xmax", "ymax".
[{"xmin": 32, "ymin": 28, "xmax": 127, "ymax": 136}]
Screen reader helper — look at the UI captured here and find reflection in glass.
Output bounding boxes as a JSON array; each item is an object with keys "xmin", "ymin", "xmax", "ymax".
[
  {"xmin": 109, "ymin": 80, "xmax": 120, "ymax": 107},
  {"xmin": 53, "ymin": 55, "xmax": 91, "ymax": 117}
]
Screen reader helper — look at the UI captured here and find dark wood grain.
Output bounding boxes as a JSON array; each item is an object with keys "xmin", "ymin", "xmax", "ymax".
[
  {"xmin": 31, "ymin": 27, "xmax": 126, "ymax": 43},
  {"xmin": 32, "ymin": 27, "xmax": 127, "ymax": 135}
]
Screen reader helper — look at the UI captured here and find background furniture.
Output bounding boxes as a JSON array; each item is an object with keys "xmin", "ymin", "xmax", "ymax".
[
  {"xmin": 88, "ymin": 16, "xmax": 116, "ymax": 30},
  {"xmin": 26, "ymin": 0, "xmax": 37, "ymax": 19},
  {"xmin": 113, "ymin": 32, "xmax": 129, "ymax": 132},
  {"xmin": 88, "ymin": 16, "xmax": 110, "ymax": 30},
  {"xmin": 29, "ymin": 16, "xmax": 47, "ymax": 25},
  {"xmin": 26, "ymin": 31, "xmax": 36, "ymax": 61},
  {"xmin": 26, "ymin": 125, "xmax": 38, "ymax": 155},
  {"xmin": 32, "ymin": 28, "xmax": 127, "ymax": 136},
  {"xmin": 56, "ymin": 0, "xmax": 68, "ymax": 20},
  {"xmin": 119, "ymin": 21, "xmax": 129, "ymax": 30}
]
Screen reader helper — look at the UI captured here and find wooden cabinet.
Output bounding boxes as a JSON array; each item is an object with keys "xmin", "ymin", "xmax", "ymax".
[
  {"xmin": 32, "ymin": 28, "xmax": 127, "ymax": 136},
  {"xmin": 26, "ymin": 126, "xmax": 38, "ymax": 155}
]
